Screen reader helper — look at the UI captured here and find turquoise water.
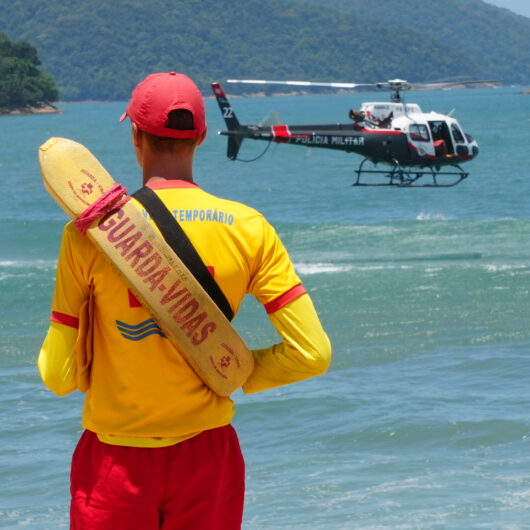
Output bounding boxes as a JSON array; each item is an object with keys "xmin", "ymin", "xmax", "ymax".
[{"xmin": 1, "ymin": 87, "xmax": 530, "ymax": 528}]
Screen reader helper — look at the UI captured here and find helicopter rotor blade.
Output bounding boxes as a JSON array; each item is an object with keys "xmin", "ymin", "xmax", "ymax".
[
  {"xmin": 408, "ymin": 79, "xmax": 499, "ymax": 90},
  {"xmin": 226, "ymin": 79, "xmax": 375, "ymax": 89},
  {"xmin": 227, "ymin": 79, "xmax": 498, "ymax": 90}
]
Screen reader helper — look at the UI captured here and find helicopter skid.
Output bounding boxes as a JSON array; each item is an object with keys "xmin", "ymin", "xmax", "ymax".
[{"xmin": 353, "ymin": 159, "xmax": 469, "ymax": 188}]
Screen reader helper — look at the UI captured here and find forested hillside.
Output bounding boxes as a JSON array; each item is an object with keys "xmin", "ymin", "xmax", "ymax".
[
  {"xmin": 0, "ymin": 0, "xmax": 528, "ymax": 101},
  {"xmin": 295, "ymin": 0, "xmax": 530, "ymax": 85}
]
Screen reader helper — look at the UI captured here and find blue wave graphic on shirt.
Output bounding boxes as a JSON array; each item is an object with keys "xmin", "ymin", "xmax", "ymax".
[{"xmin": 116, "ymin": 319, "xmax": 166, "ymax": 341}]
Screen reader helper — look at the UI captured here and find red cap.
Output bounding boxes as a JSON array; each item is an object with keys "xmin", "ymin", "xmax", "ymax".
[{"xmin": 120, "ymin": 72, "xmax": 206, "ymax": 139}]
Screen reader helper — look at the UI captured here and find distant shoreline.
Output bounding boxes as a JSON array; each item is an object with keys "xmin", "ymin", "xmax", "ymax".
[
  {"xmin": 0, "ymin": 102, "xmax": 62, "ymax": 116},
  {"xmin": 1, "ymin": 86, "xmax": 526, "ymax": 116}
]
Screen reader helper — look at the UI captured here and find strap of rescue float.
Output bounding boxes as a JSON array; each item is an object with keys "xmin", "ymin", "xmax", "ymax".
[{"xmin": 132, "ymin": 186, "xmax": 234, "ymax": 321}]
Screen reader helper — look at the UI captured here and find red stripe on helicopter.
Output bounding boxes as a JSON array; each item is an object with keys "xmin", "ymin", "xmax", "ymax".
[
  {"xmin": 272, "ymin": 125, "xmax": 310, "ymax": 143},
  {"xmin": 272, "ymin": 125, "xmax": 293, "ymax": 143},
  {"xmin": 408, "ymin": 142, "xmax": 474, "ymax": 160},
  {"xmin": 211, "ymin": 82, "xmax": 225, "ymax": 97}
]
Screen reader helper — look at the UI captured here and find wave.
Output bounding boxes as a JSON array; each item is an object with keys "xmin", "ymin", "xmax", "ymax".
[
  {"xmin": 294, "ymin": 262, "xmax": 420, "ymax": 275},
  {"xmin": 483, "ymin": 263, "xmax": 530, "ymax": 273},
  {"xmin": 0, "ymin": 259, "xmax": 56, "ymax": 269},
  {"xmin": 416, "ymin": 212, "xmax": 452, "ymax": 221},
  {"xmin": 0, "ymin": 259, "xmax": 56, "ymax": 283},
  {"xmin": 295, "ymin": 262, "xmax": 353, "ymax": 275}
]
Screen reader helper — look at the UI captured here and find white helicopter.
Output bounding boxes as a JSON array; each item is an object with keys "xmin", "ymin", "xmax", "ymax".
[{"xmin": 213, "ymin": 78, "xmax": 490, "ymax": 187}]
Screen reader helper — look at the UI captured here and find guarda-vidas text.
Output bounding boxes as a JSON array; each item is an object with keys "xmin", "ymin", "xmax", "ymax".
[{"xmin": 97, "ymin": 207, "xmax": 216, "ymax": 346}]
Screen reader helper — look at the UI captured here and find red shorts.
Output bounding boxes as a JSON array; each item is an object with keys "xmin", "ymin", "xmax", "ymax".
[{"xmin": 70, "ymin": 426, "xmax": 245, "ymax": 530}]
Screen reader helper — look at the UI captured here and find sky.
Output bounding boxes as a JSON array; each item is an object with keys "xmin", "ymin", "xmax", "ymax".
[{"xmin": 484, "ymin": 0, "xmax": 530, "ymax": 17}]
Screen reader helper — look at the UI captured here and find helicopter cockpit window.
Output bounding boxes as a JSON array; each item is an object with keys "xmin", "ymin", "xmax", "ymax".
[
  {"xmin": 451, "ymin": 123, "xmax": 465, "ymax": 143},
  {"xmin": 409, "ymin": 124, "xmax": 430, "ymax": 142}
]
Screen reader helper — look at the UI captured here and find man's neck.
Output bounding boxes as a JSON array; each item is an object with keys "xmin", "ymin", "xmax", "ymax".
[{"xmin": 142, "ymin": 151, "xmax": 194, "ymax": 185}]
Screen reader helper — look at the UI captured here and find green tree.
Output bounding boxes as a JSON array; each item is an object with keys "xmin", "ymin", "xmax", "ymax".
[{"xmin": 0, "ymin": 32, "xmax": 58, "ymax": 109}]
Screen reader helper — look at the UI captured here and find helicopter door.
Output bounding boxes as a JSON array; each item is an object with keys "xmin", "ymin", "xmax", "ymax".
[
  {"xmin": 450, "ymin": 123, "xmax": 469, "ymax": 156},
  {"xmin": 408, "ymin": 124, "xmax": 433, "ymax": 157},
  {"xmin": 428, "ymin": 121, "xmax": 454, "ymax": 156}
]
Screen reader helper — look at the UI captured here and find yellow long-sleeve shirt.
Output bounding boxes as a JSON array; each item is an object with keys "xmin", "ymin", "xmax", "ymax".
[{"xmin": 39, "ymin": 180, "xmax": 331, "ymax": 446}]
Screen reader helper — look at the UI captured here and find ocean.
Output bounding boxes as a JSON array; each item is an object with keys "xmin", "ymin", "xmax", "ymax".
[{"xmin": 1, "ymin": 85, "xmax": 530, "ymax": 529}]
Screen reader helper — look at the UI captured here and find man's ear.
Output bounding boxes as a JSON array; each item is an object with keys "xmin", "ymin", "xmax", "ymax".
[
  {"xmin": 132, "ymin": 122, "xmax": 142, "ymax": 148},
  {"xmin": 196, "ymin": 126, "xmax": 207, "ymax": 147}
]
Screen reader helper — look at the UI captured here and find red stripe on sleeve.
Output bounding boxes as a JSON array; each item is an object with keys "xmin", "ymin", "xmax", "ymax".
[
  {"xmin": 264, "ymin": 284, "xmax": 307, "ymax": 314},
  {"xmin": 50, "ymin": 311, "xmax": 80, "ymax": 329}
]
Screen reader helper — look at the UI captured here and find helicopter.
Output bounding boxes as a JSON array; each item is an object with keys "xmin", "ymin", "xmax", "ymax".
[{"xmin": 211, "ymin": 79, "xmax": 485, "ymax": 187}]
